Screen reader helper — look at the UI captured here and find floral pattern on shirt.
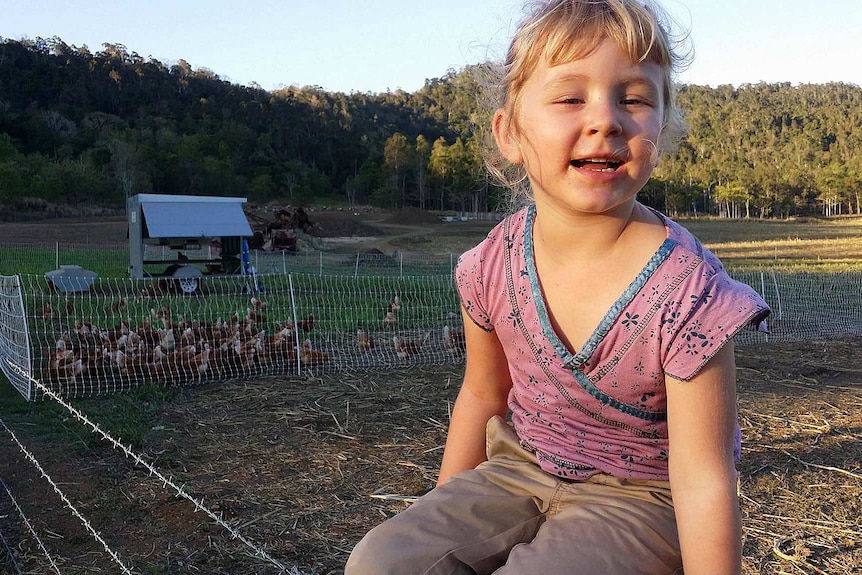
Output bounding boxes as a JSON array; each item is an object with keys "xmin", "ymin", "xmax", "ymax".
[{"xmin": 455, "ymin": 205, "xmax": 770, "ymax": 480}]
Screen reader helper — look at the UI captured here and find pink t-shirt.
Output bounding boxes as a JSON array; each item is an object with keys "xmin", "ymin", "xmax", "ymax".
[{"xmin": 455, "ymin": 205, "xmax": 770, "ymax": 481}]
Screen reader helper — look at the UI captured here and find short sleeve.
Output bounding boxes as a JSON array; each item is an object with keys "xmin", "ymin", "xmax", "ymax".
[
  {"xmin": 663, "ymin": 272, "xmax": 770, "ymax": 381},
  {"xmin": 454, "ymin": 243, "xmax": 494, "ymax": 331}
]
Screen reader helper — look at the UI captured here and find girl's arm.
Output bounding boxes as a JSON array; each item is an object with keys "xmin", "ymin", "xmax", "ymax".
[
  {"xmin": 666, "ymin": 342, "xmax": 742, "ymax": 575},
  {"xmin": 437, "ymin": 307, "xmax": 513, "ymax": 486}
]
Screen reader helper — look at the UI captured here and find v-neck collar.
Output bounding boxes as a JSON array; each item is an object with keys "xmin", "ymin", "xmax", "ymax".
[{"xmin": 523, "ymin": 204, "xmax": 676, "ymax": 369}]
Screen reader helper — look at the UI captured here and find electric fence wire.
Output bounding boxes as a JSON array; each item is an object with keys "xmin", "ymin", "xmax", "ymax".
[
  {"xmin": 0, "ymin": 416, "xmax": 131, "ymax": 574},
  {"xmin": 0, "ymin": 484, "xmax": 25, "ymax": 575},
  {"xmin": 0, "ymin": 469, "xmax": 62, "ymax": 575},
  {"xmin": 3, "ymin": 359, "xmax": 289, "ymax": 573},
  {"xmin": 0, "ymin": 527, "xmax": 23, "ymax": 575}
]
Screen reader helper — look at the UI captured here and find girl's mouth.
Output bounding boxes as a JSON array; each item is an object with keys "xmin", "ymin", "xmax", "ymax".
[{"xmin": 571, "ymin": 158, "xmax": 623, "ymax": 172}]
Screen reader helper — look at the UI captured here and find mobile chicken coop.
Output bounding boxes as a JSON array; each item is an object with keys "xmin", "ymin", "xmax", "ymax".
[{"xmin": 127, "ymin": 194, "xmax": 254, "ymax": 293}]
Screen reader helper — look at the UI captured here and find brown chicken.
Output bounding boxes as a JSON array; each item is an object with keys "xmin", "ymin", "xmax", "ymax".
[
  {"xmin": 383, "ymin": 310, "xmax": 398, "ymax": 330},
  {"xmin": 299, "ymin": 339, "xmax": 329, "ymax": 367},
  {"xmin": 297, "ymin": 313, "xmax": 315, "ymax": 333},
  {"xmin": 357, "ymin": 327, "xmax": 375, "ymax": 352},
  {"xmin": 442, "ymin": 324, "xmax": 466, "ymax": 358},
  {"xmin": 392, "ymin": 331, "xmax": 431, "ymax": 361},
  {"xmin": 107, "ymin": 297, "xmax": 127, "ymax": 314},
  {"xmin": 185, "ymin": 343, "xmax": 211, "ymax": 375}
]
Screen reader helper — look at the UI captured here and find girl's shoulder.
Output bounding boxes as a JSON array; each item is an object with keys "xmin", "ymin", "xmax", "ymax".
[
  {"xmin": 459, "ymin": 207, "xmax": 530, "ymax": 262},
  {"xmin": 649, "ymin": 208, "xmax": 725, "ymax": 272}
]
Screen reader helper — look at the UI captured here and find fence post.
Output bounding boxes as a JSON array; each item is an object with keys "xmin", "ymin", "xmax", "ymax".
[
  {"xmin": 319, "ymin": 252, "xmax": 323, "ymax": 276},
  {"xmin": 288, "ymin": 273, "xmax": 301, "ymax": 375},
  {"xmin": 400, "ymin": 252, "xmax": 403, "ymax": 278},
  {"xmin": 354, "ymin": 253, "xmax": 360, "ymax": 278},
  {"xmin": 0, "ymin": 274, "xmax": 34, "ymax": 401},
  {"xmin": 282, "ymin": 251, "xmax": 287, "ymax": 275},
  {"xmin": 770, "ymin": 269, "xmax": 783, "ymax": 320}
]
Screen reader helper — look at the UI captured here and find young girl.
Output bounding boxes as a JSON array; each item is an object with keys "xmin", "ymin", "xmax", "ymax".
[{"xmin": 347, "ymin": 1, "xmax": 769, "ymax": 573}]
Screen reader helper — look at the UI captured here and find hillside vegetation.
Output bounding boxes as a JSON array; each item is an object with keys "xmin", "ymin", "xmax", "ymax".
[{"xmin": 0, "ymin": 37, "xmax": 860, "ymax": 219}]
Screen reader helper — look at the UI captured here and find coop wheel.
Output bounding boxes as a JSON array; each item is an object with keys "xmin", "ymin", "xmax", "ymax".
[{"xmin": 177, "ymin": 277, "xmax": 199, "ymax": 294}]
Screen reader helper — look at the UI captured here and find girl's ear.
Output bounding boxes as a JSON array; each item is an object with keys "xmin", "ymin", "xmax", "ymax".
[{"xmin": 492, "ymin": 109, "xmax": 523, "ymax": 165}]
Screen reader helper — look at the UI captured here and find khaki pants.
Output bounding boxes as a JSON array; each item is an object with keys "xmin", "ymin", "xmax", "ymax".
[{"xmin": 346, "ymin": 416, "xmax": 682, "ymax": 575}]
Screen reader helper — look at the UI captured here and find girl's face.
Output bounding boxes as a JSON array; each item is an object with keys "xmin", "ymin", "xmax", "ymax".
[{"xmin": 494, "ymin": 39, "xmax": 665, "ymax": 217}]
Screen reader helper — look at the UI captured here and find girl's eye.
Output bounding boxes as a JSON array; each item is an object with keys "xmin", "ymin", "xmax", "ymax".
[
  {"xmin": 559, "ymin": 98, "xmax": 583, "ymax": 105},
  {"xmin": 622, "ymin": 97, "xmax": 651, "ymax": 107}
]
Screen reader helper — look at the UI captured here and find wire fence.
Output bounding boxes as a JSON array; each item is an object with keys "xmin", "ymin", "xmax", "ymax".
[
  {"xmin": 0, "ymin": 262, "xmax": 861, "ymax": 401},
  {"xmin": 1, "ymin": 270, "xmax": 464, "ymax": 400}
]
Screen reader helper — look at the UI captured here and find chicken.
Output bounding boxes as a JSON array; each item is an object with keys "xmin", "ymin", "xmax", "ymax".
[
  {"xmin": 185, "ymin": 343, "xmax": 211, "ymax": 375},
  {"xmin": 107, "ymin": 297, "xmax": 127, "ymax": 314},
  {"xmin": 109, "ymin": 349, "xmax": 128, "ymax": 372},
  {"xmin": 116, "ymin": 319, "xmax": 131, "ymax": 337},
  {"xmin": 388, "ymin": 295, "xmax": 401, "ymax": 313},
  {"xmin": 65, "ymin": 298, "xmax": 75, "ymax": 315},
  {"xmin": 46, "ymin": 345, "xmax": 84, "ymax": 382},
  {"xmin": 383, "ymin": 310, "xmax": 398, "ymax": 330},
  {"xmin": 297, "ymin": 313, "xmax": 315, "ymax": 333},
  {"xmin": 179, "ymin": 327, "xmax": 196, "ymax": 347},
  {"xmin": 39, "ymin": 302, "xmax": 53, "ymax": 320},
  {"xmin": 357, "ymin": 327, "xmax": 375, "ymax": 352},
  {"xmin": 442, "ymin": 324, "xmax": 466, "ymax": 358},
  {"xmin": 299, "ymin": 339, "xmax": 329, "ymax": 367},
  {"xmin": 150, "ymin": 306, "xmax": 172, "ymax": 329},
  {"xmin": 55, "ymin": 334, "xmax": 73, "ymax": 354},
  {"xmin": 246, "ymin": 307, "xmax": 267, "ymax": 325},
  {"xmin": 74, "ymin": 319, "xmax": 93, "ymax": 339},
  {"xmin": 266, "ymin": 325, "xmax": 297, "ymax": 362},
  {"xmin": 158, "ymin": 328, "xmax": 176, "ymax": 352},
  {"xmin": 250, "ymin": 296, "xmax": 268, "ymax": 311},
  {"xmin": 151, "ymin": 344, "xmax": 170, "ymax": 365},
  {"xmin": 393, "ymin": 331, "xmax": 431, "ymax": 361},
  {"xmin": 233, "ymin": 332, "xmax": 262, "ymax": 369},
  {"xmin": 275, "ymin": 320, "xmax": 296, "ymax": 341}
]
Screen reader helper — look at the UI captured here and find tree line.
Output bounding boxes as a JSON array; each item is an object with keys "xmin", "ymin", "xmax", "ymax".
[{"xmin": 0, "ymin": 36, "xmax": 860, "ymax": 218}]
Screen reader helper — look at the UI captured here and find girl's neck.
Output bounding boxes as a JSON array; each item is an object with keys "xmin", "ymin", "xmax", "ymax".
[{"xmin": 531, "ymin": 199, "xmax": 653, "ymax": 263}]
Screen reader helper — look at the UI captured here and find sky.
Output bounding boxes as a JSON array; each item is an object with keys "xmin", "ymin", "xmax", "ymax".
[{"xmin": 2, "ymin": 0, "xmax": 860, "ymax": 94}]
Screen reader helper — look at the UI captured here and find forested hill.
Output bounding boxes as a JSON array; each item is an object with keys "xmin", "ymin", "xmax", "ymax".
[{"xmin": 0, "ymin": 37, "xmax": 860, "ymax": 219}]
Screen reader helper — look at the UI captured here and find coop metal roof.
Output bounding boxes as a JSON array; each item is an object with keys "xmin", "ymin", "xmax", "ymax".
[{"xmin": 137, "ymin": 194, "xmax": 253, "ymax": 238}]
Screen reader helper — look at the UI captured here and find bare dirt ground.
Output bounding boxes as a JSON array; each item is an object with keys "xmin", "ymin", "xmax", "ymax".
[
  {"xmin": 1, "ymin": 210, "xmax": 861, "ymax": 574},
  {"xmin": 0, "ymin": 207, "xmax": 498, "ymax": 256}
]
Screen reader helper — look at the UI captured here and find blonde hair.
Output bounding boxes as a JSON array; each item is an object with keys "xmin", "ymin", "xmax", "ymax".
[{"xmin": 484, "ymin": 0, "xmax": 691, "ymax": 205}]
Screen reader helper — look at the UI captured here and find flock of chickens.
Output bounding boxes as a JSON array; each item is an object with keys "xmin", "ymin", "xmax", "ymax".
[{"xmin": 39, "ymin": 293, "xmax": 466, "ymax": 393}]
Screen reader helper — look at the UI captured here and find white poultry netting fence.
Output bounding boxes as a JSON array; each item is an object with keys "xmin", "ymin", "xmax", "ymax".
[
  {"xmin": 1, "ymin": 265, "xmax": 862, "ymax": 401},
  {"xmin": 1, "ymin": 270, "xmax": 464, "ymax": 400}
]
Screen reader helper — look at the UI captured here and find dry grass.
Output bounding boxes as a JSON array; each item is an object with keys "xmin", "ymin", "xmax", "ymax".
[
  {"xmin": 679, "ymin": 216, "xmax": 862, "ymax": 272},
  {"xmin": 1, "ymin": 339, "xmax": 860, "ymax": 574}
]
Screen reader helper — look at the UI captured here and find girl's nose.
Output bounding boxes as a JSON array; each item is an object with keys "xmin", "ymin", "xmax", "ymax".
[{"xmin": 584, "ymin": 98, "xmax": 622, "ymax": 136}]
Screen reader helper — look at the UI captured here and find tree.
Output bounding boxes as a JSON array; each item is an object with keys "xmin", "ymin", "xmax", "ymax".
[
  {"xmin": 415, "ymin": 135, "xmax": 431, "ymax": 209},
  {"xmin": 714, "ymin": 181, "xmax": 751, "ymax": 219},
  {"xmin": 429, "ymin": 137, "xmax": 451, "ymax": 210},
  {"xmin": 383, "ymin": 132, "xmax": 411, "ymax": 207},
  {"xmin": 109, "ymin": 138, "xmax": 141, "ymax": 200}
]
